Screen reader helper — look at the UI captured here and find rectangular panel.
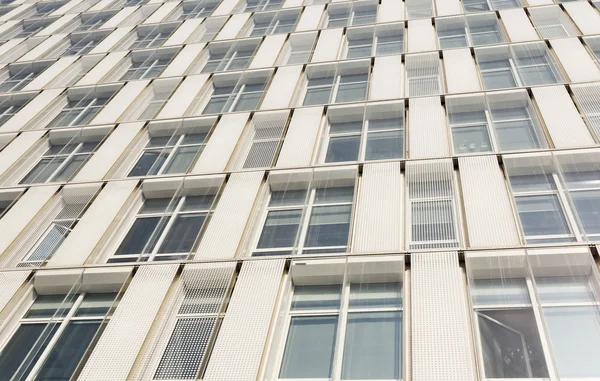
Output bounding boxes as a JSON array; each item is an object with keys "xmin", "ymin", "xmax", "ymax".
[
  {"xmin": 408, "ymin": 19, "xmax": 437, "ymax": 53},
  {"xmin": 260, "ymin": 65, "xmax": 302, "ymax": 110},
  {"xmin": 192, "ymin": 113, "xmax": 250, "ymax": 173},
  {"xmin": 276, "ymin": 106, "xmax": 323, "ymax": 168},
  {"xmin": 157, "ymin": 74, "xmax": 209, "ymax": 119},
  {"xmin": 295, "ymin": 4, "xmax": 325, "ymax": 32},
  {"xmin": 213, "ymin": 0, "xmax": 238, "ymax": 16},
  {"xmin": 161, "ymin": 43, "xmax": 205, "ymax": 77},
  {"xmin": 216, "ymin": 14, "xmax": 250, "ymax": 40},
  {"xmin": 165, "ymin": 19, "xmax": 203, "ymax": 46},
  {"xmin": 0, "ymin": 270, "xmax": 30, "ymax": 315},
  {"xmin": 408, "ymin": 96, "xmax": 449, "ymax": 158},
  {"xmin": 90, "ymin": 27, "xmax": 134, "ymax": 54},
  {"xmin": 405, "ymin": 52, "xmax": 442, "ymax": 97},
  {"xmin": 18, "ymin": 34, "xmax": 65, "ymax": 62},
  {"xmin": 77, "ymin": 52, "xmax": 129, "ymax": 86},
  {"xmin": 143, "ymin": 2, "xmax": 177, "ymax": 24},
  {"xmin": 23, "ymin": 56, "xmax": 79, "ymax": 91},
  {"xmin": 459, "ymin": 155, "xmax": 521, "ymax": 247},
  {"xmin": 311, "ymin": 28, "xmax": 343, "ymax": 62},
  {"xmin": 435, "ymin": 0, "xmax": 462, "ymax": 16},
  {"xmin": 379, "ymin": 0, "xmax": 404, "ymax": 22},
  {"xmin": 0, "ymin": 88, "xmax": 63, "ymax": 133},
  {"xmin": 370, "ymin": 55, "xmax": 403, "ymax": 100},
  {"xmin": 571, "ymin": 83, "xmax": 600, "ymax": 139},
  {"xmin": 48, "ymin": 180, "xmax": 138, "ymax": 266},
  {"xmin": 528, "ymin": 5, "xmax": 578, "ymax": 38},
  {"xmin": 550, "ymin": 38, "xmax": 600, "ymax": 83},
  {"xmin": 101, "ymin": 7, "xmax": 138, "ymax": 28},
  {"xmin": 532, "ymin": 86, "xmax": 595, "ymax": 148},
  {"xmin": 0, "ymin": 130, "xmax": 45, "ymax": 178},
  {"xmin": 203, "ymin": 259, "xmax": 284, "ymax": 381},
  {"xmin": 500, "ymin": 9, "xmax": 539, "ymax": 42},
  {"xmin": 250, "ymin": 34, "xmax": 287, "ymax": 69},
  {"xmin": 411, "ymin": 252, "xmax": 476, "ymax": 381},
  {"xmin": 92, "ymin": 80, "xmax": 150, "ymax": 125},
  {"xmin": 195, "ymin": 171, "xmax": 264, "ymax": 260},
  {"xmin": 444, "ymin": 48, "xmax": 481, "ymax": 94},
  {"xmin": 78, "ymin": 264, "xmax": 178, "ymax": 381},
  {"xmin": 353, "ymin": 162, "xmax": 403, "ymax": 253},
  {"xmin": 564, "ymin": 2, "xmax": 600, "ymax": 35}
]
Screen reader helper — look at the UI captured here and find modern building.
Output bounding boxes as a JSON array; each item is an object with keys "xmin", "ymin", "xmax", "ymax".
[{"xmin": 0, "ymin": 0, "xmax": 599, "ymax": 379}]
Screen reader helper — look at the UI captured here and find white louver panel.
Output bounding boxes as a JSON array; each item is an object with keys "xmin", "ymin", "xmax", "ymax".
[
  {"xmin": 571, "ymin": 83, "xmax": 600, "ymax": 139},
  {"xmin": 406, "ymin": 159, "xmax": 460, "ymax": 250},
  {"xmin": 195, "ymin": 171, "xmax": 264, "ymax": 260},
  {"xmin": 0, "ymin": 270, "xmax": 30, "ymax": 315},
  {"xmin": 408, "ymin": 96, "xmax": 449, "ymax": 158},
  {"xmin": 443, "ymin": 48, "xmax": 481, "ymax": 93},
  {"xmin": 79, "ymin": 264, "xmax": 178, "ymax": 381},
  {"xmin": 435, "ymin": 0, "xmax": 462, "ymax": 16},
  {"xmin": 405, "ymin": 52, "xmax": 442, "ymax": 97},
  {"xmin": 406, "ymin": 0, "xmax": 434, "ymax": 19},
  {"xmin": 528, "ymin": 6, "xmax": 579, "ymax": 38},
  {"xmin": 0, "ymin": 130, "xmax": 45, "ymax": 178},
  {"xmin": 459, "ymin": 156, "xmax": 521, "ymax": 247},
  {"xmin": 216, "ymin": 13, "xmax": 250, "ymax": 40},
  {"xmin": 411, "ymin": 252, "xmax": 476, "ymax": 381},
  {"xmin": 311, "ymin": 28, "xmax": 343, "ymax": 62},
  {"xmin": 295, "ymin": 4, "xmax": 325, "ymax": 32},
  {"xmin": 500, "ymin": 9, "xmax": 539, "ymax": 42},
  {"xmin": 550, "ymin": 38, "xmax": 600, "ymax": 83},
  {"xmin": 353, "ymin": 162, "xmax": 403, "ymax": 253},
  {"xmin": 370, "ymin": 55, "xmax": 403, "ymax": 100},
  {"xmin": 131, "ymin": 262, "xmax": 236, "ymax": 380},
  {"xmin": 408, "ymin": 19, "xmax": 437, "ymax": 53},
  {"xmin": 260, "ymin": 65, "xmax": 302, "ymax": 110},
  {"xmin": 276, "ymin": 106, "xmax": 323, "ymax": 168},
  {"xmin": 564, "ymin": 2, "xmax": 600, "ymax": 35},
  {"xmin": 48, "ymin": 180, "xmax": 138, "ymax": 267},
  {"xmin": 204, "ymin": 259, "xmax": 284, "ymax": 381},
  {"xmin": 532, "ymin": 86, "xmax": 595, "ymax": 148},
  {"xmin": 379, "ymin": 0, "xmax": 404, "ymax": 22},
  {"xmin": 250, "ymin": 35, "xmax": 287, "ymax": 69}
]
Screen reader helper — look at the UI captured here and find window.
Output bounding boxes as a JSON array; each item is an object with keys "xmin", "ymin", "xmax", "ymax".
[
  {"xmin": 31, "ymin": 1, "xmax": 66, "ymax": 17},
  {"xmin": 0, "ymin": 94, "xmax": 33, "ymax": 126},
  {"xmin": 462, "ymin": 0, "xmax": 521, "ymax": 12},
  {"xmin": 233, "ymin": 111, "xmax": 287, "ymax": 169},
  {"xmin": 405, "ymin": 53, "xmax": 442, "ymax": 97},
  {"xmin": 0, "ymin": 292, "xmax": 119, "ymax": 380},
  {"xmin": 247, "ymin": 11, "xmax": 299, "ymax": 37},
  {"xmin": 437, "ymin": 14, "xmax": 505, "ymax": 48},
  {"xmin": 49, "ymin": 31, "xmax": 108, "ymax": 58},
  {"xmin": 240, "ymin": 0, "xmax": 283, "ymax": 12},
  {"xmin": 476, "ymin": 43, "xmax": 563, "ymax": 90},
  {"xmin": 123, "ymin": 79, "xmax": 179, "ymax": 122},
  {"xmin": 344, "ymin": 25, "xmax": 404, "ymax": 59},
  {"xmin": 0, "ymin": 63, "xmax": 49, "ymax": 93},
  {"xmin": 46, "ymin": 96, "xmax": 112, "ymax": 128},
  {"xmin": 129, "ymin": 132, "xmax": 209, "ymax": 177},
  {"xmin": 178, "ymin": 0, "xmax": 218, "ymax": 19},
  {"xmin": 375, "ymin": 26, "xmax": 404, "ymax": 56},
  {"xmin": 20, "ymin": 141, "xmax": 100, "ymax": 184},
  {"xmin": 277, "ymin": 33, "xmax": 316, "ymax": 66},
  {"xmin": 303, "ymin": 66, "xmax": 370, "ymax": 106},
  {"xmin": 200, "ymin": 41, "xmax": 259, "ymax": 73},
  {"xmin": 321, "ymin": 103, "xmax": 404, "ymax": 163},
  {"xmin": 111, "ymin": 192, "xmax": 219, "ymax": 263},
  {"xmin": 326, "ymin": 3, "xmax": 377, "ymax": 28},
  {"xmin": 571, "ymin": 82, "xmax": 600, "ymax": 141},
  {"xmin": 447, "ymin": 96, "xmax": 493, "ymax": 154},
  {"xmin": 406, "ymin": 160, "xmax": 460, "ymax": 250},
  {"xmin": 130, "ymin": 24, "xmax": 179, "ymax": 50},
  {"xmin": 0, "ymin": 18, "xmax": 56, "ymax": 41},
  {"xmin": 0, "ymin": 191, "xmax": 21, "ymax": 219},
  {"xmin": 585, "ymin": 36, "xmax": 600, "ymax": 62},
  {"xmin": 202, "ymin": 76, "xmax": 268, "ymax": 114},
  {"xmin": 278, "ymin": 280, "xmax": 402, "ymax": 379},
  {"xmin": 76, "ymin": 11, "xmax": 115, "ymax": 32},
  {"xmin": 252, "ymin": 179, "xmax": 355, "ymax": 256},
  {"xmin": 529, "ymin": 6, "xmax": 579, "ymax": 39},
  {"xmin": 120, "ymin": 51, "xmax": 175, "ymax": 81},
  {"xmin": 18, "ymin": 202, "xmax": 89, "ymax": 267}
]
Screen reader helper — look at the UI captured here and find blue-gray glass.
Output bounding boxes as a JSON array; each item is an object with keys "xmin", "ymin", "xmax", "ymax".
[
  {"xmin": 349, "ymin": 282, "xmax": 402, "ymax": 308},
  {"xmin": 563, "ymin": 170, "xmax": 600, "ymax": 190},
  {"xmin": 256, "ymin": 209, "xmax": 302, "ymax": 249},
  {"xmin": 19, "ymin": 157, "xmax": 65, "ymax": 184},
  {"xmin": 25, "ymin": 295, "xmax": 76, "ymax": 319},
  {"xmin": 140, "ymin": 198, "xmax": 176, "ymax": 214},
  {"xmin": 157, "ymin": 213, "xmax": 206, "ymax": 253},
  {"xmin": 516, "ymin": 56, "xmax": 558, "ymax": 86},
  {"xmin": 129, "ymin": 150, "xmax": 170, "ymax": 177},
  {"xmin": 509, "ymin": 173, "xmax": 555, "ymax": 193},
  {"xmin": 470, "ymin": 278, "xmax": 530, "ymax": 306},
  {"xmin": 535, "ymin": 276, "xmax": 596, "ymax": 304},
  {"xmin": 376, "ymin": 35, "xmax": 403, "ymax": 55},
  {"xmin": 341, "ymin": 311, "xmax": 401, "ymax": 380},
  {"xmin": 115, "ymin": 217, "xmax": 168, "ymax": 255},
  {"xmin": 366, "ymin": 130, "xmax": 403, "ymax": 160},
  {"xmin": 569, "ymin": 190, "xmax": 600, "ymax": 235},
  {"xmin": 347, "ymin": 38, "xmax": 373, "ymax": 58},
  {"xmin": 234, "ymin": 91, "xmax": 262, "ymax": 111},
  {"xmin": 314, "ymin": 186, "xmax": 354, "ymax": 204},
  {"xmin": 182, "ymin": 194, "xmax": 216, "ymax": 211},
  {"xmin": 325, "ymin": 135, "xmax": 360, "ymax": 162},
  {"xmin": 35, "ymin": 320, "xmax": 102, "ymax": 381},
  {"xmin": 453, "ymin": 125, "xmax": 492, "ymax": 153},
  {"xmin": 291, "ymin": 285, "xmax": 342, "ymax": 311},
  {"xmin": 269, "ymin": 189, "xmax": 308, "ymax": 207},
  {"xmin": 53, "ymin": 154, "xmax": 90, "ymax": 182},
  {"xmin": 0, "ymin": 323, "xmax": 59, "ymax": 380},
  {"xmin": 352, "ymin": 9, "xmax": 376, "ymax": 25},
  {"xmin": 74, "ymin": 293, "xmax": 118, "ymax": 317},
  {"xmin": 163, "ymin": 146, "xmax": 201, "ymax": 174},
  {"xmin": 304, "ymin": 205, "xmax": 352, "ymax": 248},
  {"xmin": 543, "ymin": 306, "xmax": 600, "ymax": 378},
  {"xmin": 279, "ymin": 316, "xmax": 338, "ymax": 378},
  {"xmin": 516, "ymin": 195, "xmax": 572, "ymax": 239}
]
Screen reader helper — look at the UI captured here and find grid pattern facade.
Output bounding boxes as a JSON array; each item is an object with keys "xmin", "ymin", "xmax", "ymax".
[{"xmin": 0, "ymin": 0, "xmax": 599, "ymax": 379}]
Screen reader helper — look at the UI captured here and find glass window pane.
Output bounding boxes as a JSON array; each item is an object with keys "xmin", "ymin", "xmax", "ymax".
[
  {"xmin": 440, "ymin": 35, "xmax": 468, "ymax": 49},
  {"xmin": 535, "ymin": 276, "xmax": 596, "ymax": 304},
  {"xmin": 234, "ymin": 91, "xmax": 262, "ymax": 111},
  {"xmin": 256, "ymin": 209, "xmax": 302, "ymax": 249},
  {"xmin": 336, "ymin": 82, "xmax": 367, "ymax": 103},
  {"xmin": 291, "ymin": 285, "xmax": 342, "ymax": 311},
  {"xmin": 482, "ymin": 70, "xmax": 517, "ymax": 89},
  {"xmin": 570, "ymin": 190, "xmax": 600, "ymax": 235},
  {"xmin": 516, "ymin": 195, "xmax": 571, "ymax": 238},
  {"xmin": 518, "ymin": 66, "xmax": 557, "ymax": 86},
  {"xmin": 303, "ymin": 87, "xmax": 332, "ymax": 106},
  {"xmin": 470, "ymin": 278, "xmax": 531, "ymax": 306},
  {"xmin": 314, "ymin": 186, "xmax": 354, "ymax": 204},
  {"xmin": 157, "ymin": 213, "xmax": 206, "ymax": 254},
  {"xmin": 129, "ymin": 151, "xmax": 169, "ymax": 177},
  {"xmin": 494, "ymin": 120, "xmax": 543, "ymax": 151},
  {"xmin": 163, "ymin": 146, "xmax": 200, "ymax": 175},
  {"xmin": 20, "ymin": 157, "xmax": 66, "ymax": 184},
  {"xmin": 75, "ymin": 293, "xmax": 118, "ymax": 317},
  {"xmin": 25, "ymin": 295, "xmax": 76, "ymax": 319},
  {"xmin": 366, "ymin": 130, "xmax": 403, "ymax": 160},
  {"xmin": 325, "ymin": 135, "xmax": 360, "ymax": 163},
  {"xmin": 53, "ymin": 154, "xmax": 89, "ymax": 182},
  {"xmin": 279, "ymin": 316, "xmax": 338, "ymax": 379},
  {"xmin": 341, "ymin": 311, "xmax": 402, "ymax": 380},
  {"xmin": 115, "ymin": 217, "xmax": 167, "ymax": 255},
  {"xmin": 452, "ymin": 125, "xmax": 492, "ymax": 154},
  {"xmin": 24, "ymin": 223, "xmax": 70, "ymax": 263},
  {"xmin": 304, "ymin": 205, "xmax": 352, "ymax": 248},
  {"xmin": 349, "ymin": 282, "xmax": 402, "ymax": 308}
]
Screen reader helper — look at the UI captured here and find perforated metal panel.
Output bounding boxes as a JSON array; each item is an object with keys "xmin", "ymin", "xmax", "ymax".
[
  {"xmin": 203, "ymin": 259, "xmax": 284, "ymax": 381},
  {"xmin": 411, "ymin": 252, "xmax": 476, "ymax": 381},
  {"xmin": 551, "ymin": 38, "xmax": 600, "ymax": 83},
  {"xmin": 572, "ymin": 83, "xmax": 600, "ymax": 139},
  {"xmin": 276, "ymin": 107, "xmax": 323, "ymax": 168},
  {"xmin": 370, "ymin": 55, "xmax": 403, "ymax": 100},
  {"xmin": 529, "ymin": 5, "xmax": 579, "ymax": 38},
  {"xmin": 500, "ymin": 9, "xmax": 539, "ymax": 42},
  {"xmin": 405, "ymin": 53, "xmax": 442, "ymax": 97},
  {"xmin": 408, "ymin": 97, "xmax": 450, "ymax": 159},
  {"xmin": 78, "ymin": 264, "xmax": 178, "ymax": 381},
  {"xmin": 0, "ymin": 270, "xmax": 29, "ymax": 315},
  {"xmin": 443, "ymin": 49, "xmax": 482, "ymax": 93}
]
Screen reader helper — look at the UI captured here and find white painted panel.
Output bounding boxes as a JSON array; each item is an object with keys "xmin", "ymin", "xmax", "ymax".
[
  {"xmin": 571, "ymin": 83, "xmax": 600, "ymax": 139},
  {"xmin": 157, "ymin": 74, "xmax": 209, "ymax": 119},
  {"xmin": 260, "ymin": 65, "xmax": 302, "ymax": 110},
  {"xmin": 92, "ymin": 80, "xmax": 149, "ymax": 124},
  {"xmin": 353, "ymin": 162, "xmax": 403, "ymax": 253},
  {"xmin": 204, "ymin": 259, "xmax": 284, "ymax": 381},
  {"xmin": 551, "ymin": 38, "xmax": 600, "ymax": 83},
  {"xmin": 532, "ymin": 86, "xmax": 595, "ymax": 148},
  {"xmin": 528, "ymin": 5, "xmax": 579, "ymax": 38},
  {"xmin": 0, "ymin": 21, "xmax": 18, "ymax": 37},
  {"xmin": 102, "ymin": 7, "xmax": 138, "ymax": 29},
  {"xmin": 311, "ymin": 28, "xmax": 343, "ymax": 62},
  {"xmin": 435, "ymin": 0, "xmax": 462, "ymax": 17},
  {"xmin": 0, "ymin": 88, "xmax": 64, "ymax": 133},
  {"xmin": 500, "ymin": 9, "xmax": 539, "ymax": 42},
  {"xmin": 249, "ymin": 34, "xmax": 287, "ymax": 69},
  {"xmin": 23, "ymin": 56, "xmax": 79, "ymax": 91},
  {"xmin": 50, "ymin": 0, "xmax": 82, "ymax": 16},
  {"xmin": 38, "ymin": 14, "xmax": 78, "ymax": 36},
  {"xmin": 564, "ymin": 2, "xmax": 600, "ymax": 35},
  {"xmin": 74, "ymin": 123, "xmax": 144, "ymax": 182},
  {"xmin": 411, "ymin": 252, "xmax": 476, "ymax": 381},
  {"xmin": 215, "ymin": 14, "xmax": 250, "ymax": 40},
  {"xmin": 405, "ymin": 52, "xmax": 442, "ymax": 96},
  {"xmin": 0, "ymin": 270, "xmax": 30, "ymax": 315},
  {"xmin": 283, "ymin": 0, "xmax": 303, "ymax": 8},
  {"xmin": 443, "ymin": 48, "xmax": 481, "ymax": 93},
  {"xmin": 0, "ymin": 185, "xmax": 58, "ymax": 259},
  {"xmin": 88, "ymin": 0, "xmax": 114, "ymax": 11},
  {"xmin": 295, "ymin": 4, "xmax": 325, "ymax": 32},
  {"xmin": 379, "ymin": 0, "xmax": 404, "ymax": 22},
  {"xmin": 0, "ymin": 4, "xmax": 31, "ymax": 22},
  {"xmin": 213, "ymin": 0, "xmax": 239, "ymax": 16},
  {"xmin": 408, "ymin": 19, "xmax": 437, "ymax": 52},
  {"xmin": 77, "ymin": 52, "xmax": 128, "ymax": 86},
  {"xmin": 459, "ymin": 155, "xmax": 520, "ymax": 247},
  {"xmin": 0, "ymin": 130, "xmax": 45, "ymax": 177},
  {"xmin": 192, "ymin": 113, "xmax": 249, "ymax": 173},
  {"xmin": 18, "ymin": 34, "xmax": 66, "ymax": 62},
  {"xmin": 143, "ymin": 2, "xmax": 177, "ymax": 24},
  {"xmin": 195, "ymin": 171, "xmax": 264, "ymax": 260},
  {"xmin": 370, "ymin": 55, "xmax": 403, "ymax": 100},
  {"xmin": 161, "ymin": 43, "xmax": 205, "ymax": 77},
  {"xmin": 165, "ymin": 18, "xmax": 203, "ymax": 46},
  {"xmin": 408, "ymin": 96, "xmax": 449, "ymax": 158},
  {"xmin": 79, "ymin": 264, "xmax": 178, "ymax": 381},
  {"xmin": 90, "ymin": 27, "xmax": 134, "ymax": 54},
  {"xmin": 276, "ymin": 106, "xmax": 323, "ymax": 167}
]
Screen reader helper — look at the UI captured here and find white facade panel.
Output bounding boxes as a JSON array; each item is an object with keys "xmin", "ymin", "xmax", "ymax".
[
  {"xmin": 23, "ymin": 56, "xmax": 79, "ymax": 91},
  {"xmin": 213, "ymin": 0, "xmax": 238, "ymax": 15},
  {"xmin": 443, "ymin": 48, "xmax": 481, "ymax": 93},
  {"xmin": 564, "ymin": 2, "xmax": 600, "ymax": 35},
  {"xmin": 435, "ymin": 0, "xmax": 462, "ymax": 17},
  {"xmin": 195, "ymin": 171, "xmax": 263, "ymax": 260},
  {"xmin": 165, "ymin": 19, "xmax": 204, "ymax": 46},
  {"xmin": 90, "ymin": 27, "xmax": 134, "ymax": 54},
  {"xmin": 0, "ymin": 270, "xmax": 30, "ymax": 315},
  {"xmin": 143, "ymin": 2, "xmax": 178, "ymax": 24},
  {"xmin": 102, "ymin": 7, "xmax": 138, "ymax": 28},
  {"xmin": 18, "ymin": 34, "xmax": 66, "ymax": 62},
  {"xmin": 276, "ymin": 106, "xmax": 323, "ymax": 167},
  {"xmin": 551, "ymin": 38, "xmax": 600, "ymax": 83},
  {"xmin": 37, "ymin": 14, "xmax": 79, "ymax": 36},
  {"xmin": 157, "ymin": 74, "xmax": 209, "ymax": 119},
  {"xmin": 408, "ymin": 19, "xmax": 437, "ymax": 53},
  {"xmin": 311, "ymin": 28, "xmax": 343, "ymax": 62},
  {"xmin": 408, "ymin": 96, "xmax": 450, "ymax": 158},
  {"xmin": 0, "ymin": 89, "xmax": 64, "ymax": 132},
  {"xmin": 215, "ymin": 14, "xmax": 250, "ymax": 40},
  {"xmin": 379, "ymin": 0, "xmax": 404, "ymax": 22},
  {"xmin": 77, "ymin": 52, "xmax": 128, "ymax": 86},
  {"xmin": 260, "ymin": 65, "xmax": 302, "ymax": 110},
  {"xmin": 295, "ymin": 5, "xmax": 325, "ymax": 31},
  {"xmin": 500, "ymin": 9, "xmax": 539, "ymax": 42},
  {"xmin": 370, "ymin": 55, "xmax": 403, "ymax": 100},
  {"xmin": 0, "ymin": 130, "xmax": 45, "ymax": 177},
  {"xmin": 92, "ymin": 80, "xmax": 149, "ymax": 124},
  {"xmin": 249, "ymin": 34, "xmax": 287, "ymax": 69},
  {"xmin": 160, "ymin": 43, "xmax": 205, "ymax": 77}
]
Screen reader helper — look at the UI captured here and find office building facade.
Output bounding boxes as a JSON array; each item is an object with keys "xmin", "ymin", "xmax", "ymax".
[{"xmin": 0, "ymin": 0, "xmax": 599, "ymax": 379}]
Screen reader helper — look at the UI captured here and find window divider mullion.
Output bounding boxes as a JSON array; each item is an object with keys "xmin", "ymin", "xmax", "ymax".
[{"xmin": 148, "ymin": 196, "xmax": 186, "ymax": 261}]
